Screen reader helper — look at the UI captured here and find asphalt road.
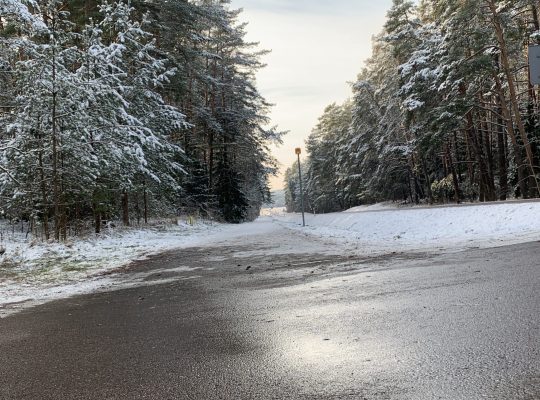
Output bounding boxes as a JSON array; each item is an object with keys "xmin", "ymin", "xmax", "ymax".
[{"xmin": 0, "ymin": 225, "xmax": 539, "ymax": 399}]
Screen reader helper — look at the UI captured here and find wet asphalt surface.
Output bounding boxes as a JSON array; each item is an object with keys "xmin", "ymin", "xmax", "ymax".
[{"xmin": 0, "ymin": 225, "xmax": 539, "ymax": 399}]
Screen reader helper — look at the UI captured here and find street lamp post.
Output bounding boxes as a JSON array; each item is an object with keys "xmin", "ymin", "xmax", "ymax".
[{"xmin": 295, "ymin": 148, "xmax": 306, "ymax": 227}]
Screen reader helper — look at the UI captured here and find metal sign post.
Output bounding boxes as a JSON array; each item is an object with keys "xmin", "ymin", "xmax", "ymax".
[
  {"xmin": 295, "ymin": 148, "xmax": 306, "ymax": 227},
  {"xmin": 529, "ymin": 45, "xmax": 540, "ymax": 85}
]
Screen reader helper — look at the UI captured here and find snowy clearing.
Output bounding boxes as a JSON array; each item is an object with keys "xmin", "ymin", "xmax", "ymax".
[{"xmin": 272, "ymin": 200, "xmax": 540, "ymax": 254}]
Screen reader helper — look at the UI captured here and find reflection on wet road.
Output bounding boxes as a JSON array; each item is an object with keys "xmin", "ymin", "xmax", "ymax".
[{"xmin": 0, "ymin": 225, "xmax": 539, "ymax": 399}]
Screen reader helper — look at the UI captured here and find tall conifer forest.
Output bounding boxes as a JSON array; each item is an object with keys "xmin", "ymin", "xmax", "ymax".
[
  {"xmin": 285, "ymin": 0, "xmax": 540, "ymax": 214},
  {"xmin": 0, "ymin": 0, "xmax": 283, "ymax": 238}
]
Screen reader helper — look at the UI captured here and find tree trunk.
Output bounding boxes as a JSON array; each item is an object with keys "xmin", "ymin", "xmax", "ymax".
[
  {"xmin": 463, "ymin": 129, "xmax": 475, "ymax": 201},
  {"xmin": 446, "ymin": 144, "xmax": 461, "ymax": 203},
  {"xmin": 479, "ymin": 109, "xmax": 495, "ymax": 192},
  {"xmin": 38, "ymin": 149, "xmax": 50, "ymax": 240},
  {"xmin": 143, "ymin": 185, "xmax": 148, "ymax": 224},
  {"xmin": 134, "ymin": 191, "xmax": 140, "ymax": 225},
  {"xmin": 493, "ymin": 72, "xmax": 528, "ymax": 197},
  {"xmin": 208, "ymin": 131, "xmax": 214, "ymax": 189},
  {"xmin": 527, "ymin": 24, "xmax": 539, "ymax": 197},
  {"xmin": 496, "ymin": 111, "xmax": 509, "ymax": 200},
  {"xmin": 530, "ymin": 3, "xmax": 540, "ymax": 39},
  {"xmin": 60, "ymin": 135, "xmax": 67, "ymax": 241},
  {"xmin": 122, "ymin": 191, "xmax": 130, "ymax": 226},
  {"xmin": 464, "ymin": 109, "xmax": 495, "ymax": 201},
  {"xmin": 488, "ymin": 0, "xmax": 539, "ymax": 194},
  {"xmin": 94, "ymin": 202, "xmax": 101, "ymax": 234},
  {"xmin": 453, "ymin": 132, "xmax": 463, "ymax": 183},
  {"xmin": 408, "ymin": 163, "xmax": 418, "ymax": 204},
  {"xmin": 51, "ymin": 14, "xmax": 60, "ymax": 240},
  {"xmin": 421, "ymin": 156, "xmax": 433, "ymax": 204}
]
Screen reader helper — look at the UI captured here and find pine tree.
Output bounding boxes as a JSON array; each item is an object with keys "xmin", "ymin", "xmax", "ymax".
[{"xmin": 284, "ymin": 0, "xmax": 540, "ymax": 211}]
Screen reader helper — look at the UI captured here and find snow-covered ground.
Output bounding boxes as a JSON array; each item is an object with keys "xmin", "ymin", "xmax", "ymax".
[
  {"xmin": 0, "ymin": 219, "xmax": 227, "ymax": 317},
  {"xmin": 2, "ymin": 200, "xmax": 539, "ymax": 317},
  {"xmin": 343, "ymin": 201, "xmax": 400, "ymax": 213},
  {"xmin": 272, "ymin": 200, "xmax": 540, "ymax": 254}
]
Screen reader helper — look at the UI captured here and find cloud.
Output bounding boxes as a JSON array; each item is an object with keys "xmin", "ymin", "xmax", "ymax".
[
  {"xmin": 262, "ymin": 84, "xmax": 349, "ymax": 99},
  {"xmin": 235, "ymin": 0, "xmax": 390, "ymax": 16}
]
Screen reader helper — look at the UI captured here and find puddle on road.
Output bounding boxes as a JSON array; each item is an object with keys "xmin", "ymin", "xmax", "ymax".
[
  {"xmin": 281, "ymin": 334, "xmax": 353, "ymax": 366},
  {"xmin": 271, "ymin": 328, "xmax": 404, "ymax": 399}
]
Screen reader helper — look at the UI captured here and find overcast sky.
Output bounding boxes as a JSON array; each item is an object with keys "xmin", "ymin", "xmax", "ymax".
[{"xmin": 229, "ymin": 0, "xmax": 394, "ymax": 190}]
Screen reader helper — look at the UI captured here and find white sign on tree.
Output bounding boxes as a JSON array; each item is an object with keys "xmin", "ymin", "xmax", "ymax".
[{"xmin": 529, "ymin": 45, "xmax": 540, "ymax": 85}]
